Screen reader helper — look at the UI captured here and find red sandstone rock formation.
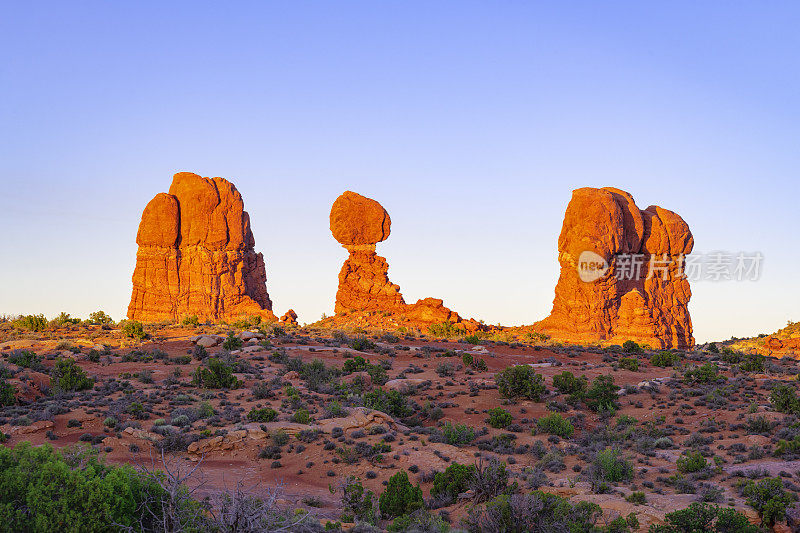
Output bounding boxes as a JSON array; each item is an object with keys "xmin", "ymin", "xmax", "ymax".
[
  {"xmin": 128, "ymin": 172, "xmax": 277, "ymax": 323},
  {"xmin": 328, "ymin": 191, "xmax": 481, "ymax": 331},
  {"xmin": 535, "ymin": 187, "xmax": 694, "ymax": 349}
]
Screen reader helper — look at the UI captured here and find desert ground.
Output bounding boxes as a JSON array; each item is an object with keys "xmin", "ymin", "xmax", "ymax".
[{"xmin": 2, "ymin": 317, "xmax": 799, "ymax": 532}]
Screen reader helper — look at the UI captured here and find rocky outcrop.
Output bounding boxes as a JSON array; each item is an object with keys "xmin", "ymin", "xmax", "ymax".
[
  {"xmin": 535, "ymin": 187, "xmax": 694, "ymax": 349},
  {"xmin": 328, "ymin": 191, "xmax": 483, "ymax": 331},
  {"xmin": 128, "ymin": 172, "xmax": 277, "ymax": 323}
]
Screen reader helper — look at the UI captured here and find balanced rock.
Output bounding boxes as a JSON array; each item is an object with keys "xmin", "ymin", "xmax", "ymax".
[
  {"xmin": 535, "ymin": 187, "xmax": 694, "ymax": 349},
  {"xmin": 329, "ymin": 191, "xmax": 482, "ymax": 331},
  {"xmin": 128, "ymin": 172, "xmax": 277, "ymax": 323}
]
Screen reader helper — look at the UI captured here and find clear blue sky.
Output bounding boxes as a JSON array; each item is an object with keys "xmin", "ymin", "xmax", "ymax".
[{"xmin": 1, "ymin": 2, "xmax": 798, "ymax": 342}]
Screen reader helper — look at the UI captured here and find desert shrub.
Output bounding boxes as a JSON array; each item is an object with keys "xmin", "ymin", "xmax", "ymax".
[
  {"xmin": 622, "ymin": 340, "xmax": 642, "ymax": 353},
  {"xmin": 584, "ymin": 375, "xmax": 620, "ymax": 412},
  {"xmin": 775, "ymin": 434, "xmax": 800, "ymax": 456},
  {"xmin": 676, "ymin": 450, "xmax": 707, "ymax": 474},
  {"xmin": 473, "ymin": 358, "xmax": 488, "ymax": 371},
  {"xmin": 8, "ymin": 350, "xmax": 44, "ymax": 371},
  {"xmin": 88, "ymin": 311, "xmax": 113, "ymax": 325},
  {"xmin": 619, "ymin": 357, "xmax": 639, "ymax": 371},
  {"xmin": 536, "ymin": 413, "xmax": 574, "ymax": 438},
  {"xmin": 363, "ymin": 388, "xmax": 410, "ymax": 418},
  {"xmin": 181, "ymin": 315, "xmax": 199, "ymax": 326},
  {"xmin": 427, "ymin": 322, "xmax": 465, "ymax": 338},
  {"xmin": 121, "ymin": 320, "xmax": 146, "ymax": 340},
  {"xmin": 770, "ymin": 384, "xmax": 800, "ymax": 415},
  {"xmin": 291, "ymin": 408, "xmax": 311, "ymax": 424},
  {"xmin": 0, "ymin": 379, "xmax": 16, "ymax": 406},
  {"xmin": 593, "ymin": 448, "xmax": 633, "ymax": 483},
  {"xmin": 343, "ymin": 356, "xmax": 368, "ymax": 373},
  {"xmin": 650, "ymin": 351, "xmax": 681, "ymax": 367},
  {"xmin": 487, "ymin": 407, "xmax": 513, "ymax": 429},
  {"xmin": 222, "ymin": 333, "xmax": 243, "ymax": 351},
  {"xmin": 495, "ymin": 365, "xmax": 547, "ymax": 401},
  {"xmin": 435, "ymin": 362, "xmax": 455, "ymax": 377},
  {"xmin": 707, "ymin": 342, "xmax": 719, "ymax": 353},
  {"xmin": 0, "ymin": 442, "xmax": 180, "ymax": 531},
  {"xmin": 350, "ymin": 337, "xmax": 376, "ymax": 351},
  {"xmin": 431, "ymin": 462, "xmax": 476, "ymax": 504},
  {"xmin": 470, "ymin": 459, "xmax": 513, "ymax": 503},
  {"xmin": 552, "ymin": 371, "xmax": 588, "ymax": 396},
  {"xmin": 14, "ymin": 314, "xmax": 48, "ymax": 332},
  {"xmin": 192, "ymin": 357, "xmax": 240, "ymax": 389},
  {"xmin": 248, "ymin": 408, "xmax": 277, "ymax": 422},
  {"xmin": 684, "ymin": 363, "xmax": 722, "ymax": 384},
  {"xmin": 464, "ymin": 491, "xmax": 603, "ymax": 533},
  {"xmin": 462, "ymin": 353, "xmax": 474, "ymax": 367},
  {"xmin": 379, "ymin": 470, "xmax": 424, "ymax": 519},
  {"xmin": 387, "ymin": 510, "xmax": 449, "ymax": 533},
  {"xmin": 51, "ymin": 358, "xmax": 94, "ymax": 393},
  {"xmin": 626, "ymin": 491, "xmax": 647, "ymax": 505},
  {"xmin": 741, "ymin": 476, "xmax": 796, "ymax": 527},
  {"xmin": 340, "ymin": 477, "xmax": 377, "ymax": 524},
  {"xmin": 440, "ymin": 422, "xmax": 475, "ymax": 446},
  {"xmin": 649, "ymin": 503, "xmax": 760, "ymax": 533},
  {"xmin": 739, "ymin": 354, "xmax": 765, "ymax": 373},
  {"xmin": 464, "ymin": 334, "xmax": 481, "ymax": 345},
  {"xmin": 50, "ymin": 312, "xmax": 80, "ymax": 327}
]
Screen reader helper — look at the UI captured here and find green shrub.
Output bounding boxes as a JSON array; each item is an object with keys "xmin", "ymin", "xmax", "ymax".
[
  {"xmin": 51, "ymin": 358, "xmax": 94, "ymax": 393},
  {"xmin": 462, "ymin": 353, "xmax": 474, "ymax": 367},
  {"xmin": 379, "ymin": 470, "xmax": 424, "ymax": 519},
  {"xmin": 473, "ymin": 358, "xmax": 488, "ymax": 372},
  {"xmin": 248, "ymin": 408, "xmax": 277, "ymax": 422},
  {"xmin": 222, "ymin": 332, "xmax": 243, "ymax": 351},
  {"xmin": 552, "ymin": 371, "xmax": 587, "ymax": 395},
  {"xmin": 440, "ymin": 422, "xmax": 475, "ymax": 446},
  {"xmin": 343, "ymin": 355, "xmax": 368, "ymax": 373},
  {"xmin": 593, "ymin": 448, "xmax": 633, "ymax": 483},
  {"xmin": 340, "ymin": 477, "xmax": 376, "ymax": 524},
  {"xmin": 181, "ymin": 315, "xmax": 199, "ymax": 326},
  {"xmin": 495, "ymin": 365, "xmax": 547, "ymax": 401},
  {"xmin": 464, "ymin": 491, "xmax": 603, "ymax": 533},
  {"xmin": 487, "ymin": 407, "xmax": 513, "ymax": 429},
  {"xmin": 192, "ymin": 357, "xmax": 240, "ymax": 389},
  {"xmin": 463, "ymin": 334, "xmax": 481, "ymax": 345},
  {"xmin": 0, "ymin": 442, "xmax": 186, "ymax": 531},
  {"xmin": 8, "ymin": 350, "xmax": 43, "ymax": 371},
  {"xmin": 622, "ymin": 340, "xmax": 642, "ymax": 353},
  {"xmin": 619, "ymin": 357, "xmax": 639, "ymax": 371},
  {"xmin": 363, "ymin": 388, "xmax": 410, "ymax": 418},
  {"xmin": 584, "ymin": 375, "xmax": 620, "ymax": 412},
  {"xmin": 536, "ymin": 413, "xmax": 574, "ymax": 438},
  {"xmin": 291, "ymin": 408, "xmax": 311, "ymax": 424},
  {"xmin": 14, "ymin": 314, "xmax": 48, "ymax": 332},
  {"xmin": 742, "ymin": 477, "xmax": 796, "ymax": 527},
  {"xmin": 771, "ymin": 384, "xmax": 800, "ymax": 415},
  {"xmin": 676, "ymin": 450, "xmax": 707, "ymax": 473},
  {"xmin": 51, "ymin": 312, "xmax": 80, "ymax": 327},
  {"xmin": 684, "ymin": 363, "xmax": 722, "ymax": 384},
  {"xmin": 650, "ymin": 351, "xmax": 680, "ymax": 367},
  {"xmin": 88, "ymin": 311, "xmax": 113, "ymax": 325},
  {"xmin": 649, "ymin": 503, "xmax": 760, "ymax": 533},
  {"xmin": 739, "ymin": 354, "xmax": 765, "ymax": 372},
  {"xmin": 427, "ymin": 322, "xmax": 465, "ymax": 338},
  {"xmin": 626, "ymin": 491, "xmax": 647, "ymax": 505},
  {"xmin": 350, "ymin": 337, "xmax": 376, "ymax": 351},
  {"xmin": 0, "ymin": 379, "xmax": 16, "ymax": 406},
  {"xmin": 707, "ymin": 342, "xmax": 719, "ymax": 353},
  {"xmin": 431, "ymin": 462, "xmax": 476, "ymax": 503},
  {"xmin": 121, "ymin": 320, "xmax": 146, "ymax": 340}
]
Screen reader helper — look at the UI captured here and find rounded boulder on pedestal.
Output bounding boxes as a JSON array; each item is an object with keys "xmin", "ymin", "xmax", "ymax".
[{"xmin": 330, "ymin": 191, "xmax": 391, "ymax": 246}]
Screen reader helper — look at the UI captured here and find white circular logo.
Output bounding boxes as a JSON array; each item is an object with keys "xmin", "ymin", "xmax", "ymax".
[{"xmin": 577, "ymin": 250, "xmax": 609, "ymax": 282}]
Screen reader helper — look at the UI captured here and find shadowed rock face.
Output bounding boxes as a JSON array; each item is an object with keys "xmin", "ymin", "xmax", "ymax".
[
  {"xmin": 128, "ymin": 172, "xmax": 276, "ymax": 323},
  {"xmin": 328, "ymin": 191, "xmax": 481, "ymax": 331},
  {"xmin": 536, "ymin": 187, "xmax": 694, "ymax": 349}
]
